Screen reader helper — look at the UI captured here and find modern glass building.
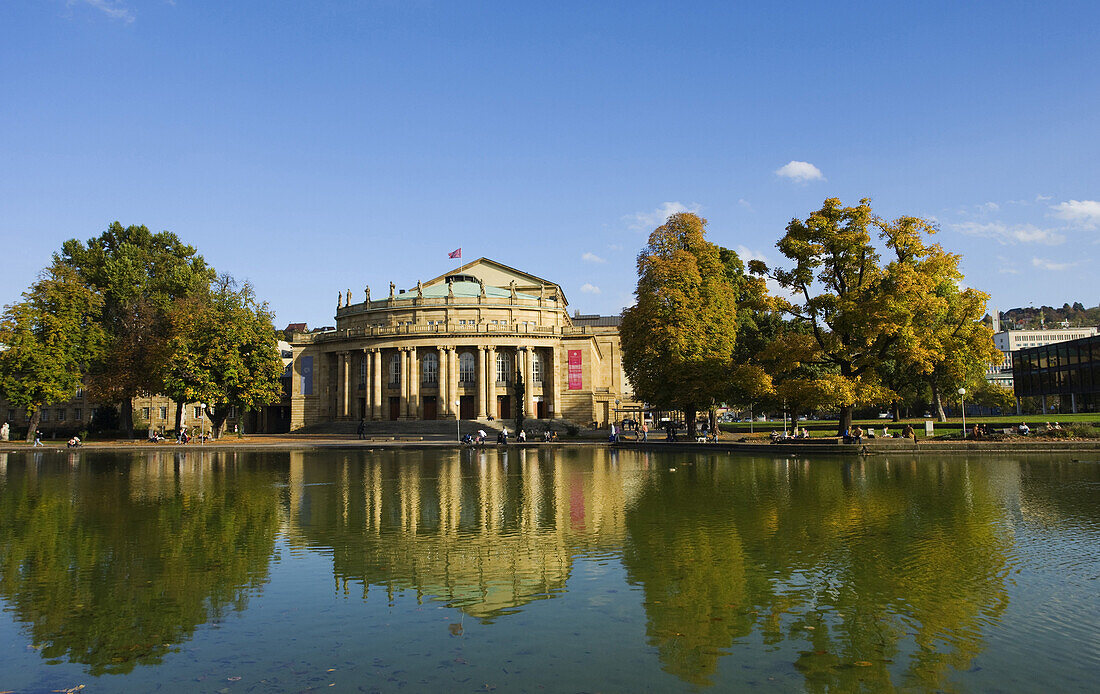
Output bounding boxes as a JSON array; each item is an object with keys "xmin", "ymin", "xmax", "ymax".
[{"xmin": 1012, "ymin": 334, "xmax": 1100, "ymax": 413}]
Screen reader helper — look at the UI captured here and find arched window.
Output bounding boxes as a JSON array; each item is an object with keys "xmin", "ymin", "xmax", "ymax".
[
  {"xmin": 531, "ymin": 351, "xmax": 543, "ymax": 383},
  {"xmin": 421, "ymin": 352, "xmax": 439, "ymax": 384},
  {"xmin": 496, "ymin": 351, "xmax": 512, "ymax": 383},
  {"xmin": 389, "ymin": 353, "xmax": 401, "ymax": 386},
  {"xmin": 459, "ymin": 351, "xmax": 476, "ymax": 383}
]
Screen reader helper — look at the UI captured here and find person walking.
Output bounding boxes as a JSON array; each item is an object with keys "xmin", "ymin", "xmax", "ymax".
[
  {"xmin": 357, "ymin": 418, "xmax": 366, "ymax": 440},
  {"xmin": 641, "ymin": 422, "xmax": 648, "ymax": 442},
  {"xmin": 33, "ymin": 429, "xmax": 44, "ymax": 447}
]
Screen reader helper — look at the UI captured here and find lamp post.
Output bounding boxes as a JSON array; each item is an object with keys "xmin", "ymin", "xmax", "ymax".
[
  {"xmin": 199, "ymin": 403, "xmax": 206, "ymax": 446},
  {"xmin": 958, "ymin": 388, "xmax": 967, "ymax": 438},
  {"xmin": 455, "ymin": 399, "xmax": 461, "ymax": 442}
]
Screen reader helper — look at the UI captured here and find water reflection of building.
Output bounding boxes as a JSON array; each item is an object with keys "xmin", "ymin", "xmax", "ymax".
[{"xmin": 283, "ymin": 448, "xmax": 634, "ymax": 620}]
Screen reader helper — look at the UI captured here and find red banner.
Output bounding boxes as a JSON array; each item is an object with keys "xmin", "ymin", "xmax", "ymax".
[{"xmin": 567, "ymin": 350, "xmax": 582, "ymax": 390}]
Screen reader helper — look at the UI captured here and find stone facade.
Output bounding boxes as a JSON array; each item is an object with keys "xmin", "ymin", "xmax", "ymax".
[{"xmin": 289, "ymin": 258, "xmax": 637, "ymax": 429}]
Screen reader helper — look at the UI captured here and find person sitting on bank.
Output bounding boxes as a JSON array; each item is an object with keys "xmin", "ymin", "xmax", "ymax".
[
  {"xmin": 1018, "ymin": 422, "xmax": 1030, "ymax": 436},
  {"xmin": 902, "ymin": 423, "xmax": 915, "ymax": 439},
  {"xmin": 854, "ymin": 426, "xmax": 865, "ymax": 443}
]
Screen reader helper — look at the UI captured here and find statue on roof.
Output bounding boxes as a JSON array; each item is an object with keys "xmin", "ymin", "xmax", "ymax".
[
  {"xmin": 364, "ymin": 285, "xmax": 370, "ymax": 303},
  {"xmin": 346, "ymin": 289, "xmax": 352, "ymax": 306},
  {"xmin": 478, "ymin": 278, "xmax": 486, "ymax": 297},
  {"xmin": 416, "ymin": 280, "xmax": 423, "ymax": 299},
  {"xmin": 389, "ymin": 281, "xmax": 396, "ymax": 299},
  {"xmin": 509, "ymin": 280, "xmax": 517, "ymax": 300},
  {"xmin": 337, "ymin": 292, "xmax": 343, "ymax": 308},
  {"xmin": 447, "ymin": 282, "xmax": 454, "ymax": 299},
  {"xmin": 539, "ymin": 284, "xmax": 546, "ymax": 300}
]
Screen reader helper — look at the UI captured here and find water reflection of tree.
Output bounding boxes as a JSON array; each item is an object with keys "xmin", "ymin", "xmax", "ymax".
[
  {"xmin": 0, "ymin": 452, "xmax": 280, "ymax": 675},
  {"xmin": 621, "ymin": 456, "xmax": 1011, "ymax": 690}
]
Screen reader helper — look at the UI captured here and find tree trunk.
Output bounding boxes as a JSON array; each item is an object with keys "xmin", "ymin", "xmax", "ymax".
[
  {"xmin": 838, "ymin": 405, "xmax": 853, "ymax": 437},
  {"xmin": 685, "ymin": 407, "xmax": 696, "ymax": 437},
  {"xmin": 932, "ymin": 382, "xmax": 946, "ymax": 422},
  {"xmin": 120, "ymin": 397, "xmax": 134, "ymax": 439},
  {"xmin": 210, "ymin": 410, "xmax": 227, "ymax": 439},
  {"xmin": 891, "ymin": 399, "xmax": 901, "ymax": 423},
  {"xmin": 174, "ymin": 400, "xmax": 185, "ymax": 434},
  {"xmin": 25, "ymin": 408, "xmax": 41, "ymax": 443}
]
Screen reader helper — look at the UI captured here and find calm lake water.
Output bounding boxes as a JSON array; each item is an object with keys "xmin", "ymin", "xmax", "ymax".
[{"xmin": 0, "ymin": 447, "xmax": 1097, "ymax": 693}]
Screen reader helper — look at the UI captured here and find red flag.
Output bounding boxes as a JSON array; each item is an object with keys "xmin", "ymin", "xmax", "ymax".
[{"xmin": 448, "ymin": 248, "xmax": 462, "ymax": 259}]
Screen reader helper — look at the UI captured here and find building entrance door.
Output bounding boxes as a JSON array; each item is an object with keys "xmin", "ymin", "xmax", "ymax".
[
  {"xmin": 358, "ymin": 398, "xmax": 366, "ymax": 420},
  {"xmin": 497, "ymin": 395, "xmax": 511, "ymax": 420},
  {"xmin": 422, "ymin": 396, "xmax": 437, "ymax": 420},
  {"xmin": 535, "ymin": 398, "xmax": 546, "ymax": 419},
  {"xmin": 389, "ymin": 397, "xmax": 400, "ymax": 421},
  {"xmin": 459, "ymin": 395, "xmax": 476, "ymax": 419}
]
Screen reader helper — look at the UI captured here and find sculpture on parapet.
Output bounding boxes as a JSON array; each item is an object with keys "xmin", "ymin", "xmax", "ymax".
[
  {"xmin": 478, "ymin": 278, "xmax": 486, "ymax": 297},
  {"xmin": 539, "ymin": 284, "xmax": 546, "ymax": 300},
  {"xmin": 389, "ymin": 282, "xmax": 396, "ymax": 299},
  {"xmin": 364, "ymin": 286, "xmax": 370, "ymax": 303},
  {"xmin": 447, "ymin": 282, "xmax": 454, "ymax": 299},
  {"xmin": 337, "ymin": 292, "xmax": 343, "ymax": 308},
  {"xmin": 0, "ymin": 421, "xmax": 9, "ymax": 442},
  {"xmin": 416, "ymin": 280, "xmax": 423, "ymax": 299},
  {"xmin": 509, "ymin": 280, "xmax": 517, "ymax": 300},
  {"xmin": 346, "ymin": 289, "xmax": 352, "ymax": 306}
]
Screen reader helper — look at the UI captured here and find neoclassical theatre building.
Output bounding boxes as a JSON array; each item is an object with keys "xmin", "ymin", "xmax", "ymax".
[{"xmin": 289, "ymin": 258, "xmax": 638, "ymax": 430}]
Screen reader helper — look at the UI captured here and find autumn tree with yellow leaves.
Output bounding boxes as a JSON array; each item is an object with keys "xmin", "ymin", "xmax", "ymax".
[
  {"xmin": 752, "ymin": 198, "xmax": 999, "ymax": 434},
  {"xmin": 620, "ymin": 213, "xmax": 742, "ymax": 433}
]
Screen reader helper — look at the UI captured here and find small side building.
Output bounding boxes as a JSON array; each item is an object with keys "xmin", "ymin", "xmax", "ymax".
[{"xmin": 1012, "ymin": 334, "xmax": 1100, "ymax": 414}]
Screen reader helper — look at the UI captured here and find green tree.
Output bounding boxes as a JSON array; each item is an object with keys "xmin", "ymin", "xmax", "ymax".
[
  {"xmin": 620, "ymin": 213, "xmax": 740, "ymax": 433},
  {"xmin": 0, "ymin": 264, "xmax": 105, "ymax": 442},
  {"xmin": 56, "ymin": 222, "xmax": 213, "ymax": 438},
  {"xmin": 162, "ymin": 276, "xmax": 284, "ymax": 438}
]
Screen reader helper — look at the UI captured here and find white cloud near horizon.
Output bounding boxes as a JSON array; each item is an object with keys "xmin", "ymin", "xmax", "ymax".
[
  {"xmin": 1051, "ymin": 199, "xmax": 1100, "ymax": 229},
  {"xmin": 775, "ymin": 160, "xmax": 825, "ymax": 183},
  {"xmin": 953, "ymin": 221, "xmax": 1065, "ymax": 245},
  {"xmin": 580, "ymin": 283, "xmax": 601, "ymax": 294},
  {"xmin": 69, "ymin": 0, "xmax": 135, "ymax": 23},
  {"xmin": 581, "ymin": 252, "xmax": 606, "ymax": 263},
  {"xmin": 625, "ymin": 201, "xmax": 702, "ymax": 230},
  {"xmin": 1031, "ymin": 257, "xmax": 1077, "ymax": 271}
]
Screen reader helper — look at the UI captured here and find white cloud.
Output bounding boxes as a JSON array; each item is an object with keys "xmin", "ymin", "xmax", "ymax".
[
  {"xmin": 581, "ymin": 252, "xmax": 606, "ymax": 264},
  {"xmin": 738, "ymin": 198, "xmax": 754, "ymax": 211},
  {"xmin": 734, "ymin": 244, "xmax": 768, "ymax": 263},
  {"xmin": 69, "ymin": 0, "xmax": 135, "ymax": 22},
  {"xmin": 1051, "ymin": 199, "xmax": 1100, "ymax": 229},
  {"xmin": 978, "ymin": 202, "xmax": 1000, "ymax": 214},
  {"xmin": 1035, "ymin": 194, "xmax": 1053, "ymax": 202},
  {"xmin": 624, "ymin": 201, "xmax": 701, "ymax": 230},
  {"xmin": 952, "ymin": 221, "xmax": 1065, "ymax": 245},
  {"xmin": 606, "ymin": 243, "xmax": 623, "ymax": 252},
  {"xmin": 775, "ymin": 160, "xmax": 825, "ymax": 183},
  {"xmin": 1031, "ymin": 257, "xmax": 1078, "ymax": 271},
  {"xmin": 580, "ymin": 283, "xmax": 601, "ymax": 294}
]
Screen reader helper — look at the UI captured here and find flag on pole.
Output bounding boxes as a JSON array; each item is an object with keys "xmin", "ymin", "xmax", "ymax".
[{"xmin": 448, "ymin": 248, "xmax": 462, "ymax": 259}]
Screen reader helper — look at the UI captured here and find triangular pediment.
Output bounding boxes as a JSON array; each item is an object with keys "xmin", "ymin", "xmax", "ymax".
[{"xmin": 421, "ymin": 257, "xmax": 569, "ymax": 306}]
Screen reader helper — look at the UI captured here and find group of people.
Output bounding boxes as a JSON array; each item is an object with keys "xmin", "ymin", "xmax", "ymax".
[
  {"xmin": 842, "ymin": 424, "xmax": 916, "ymax": 443},
  {"xmin": 769, "ymin": 427, "xmax": 812, "ymax": 442},
  {"xmin": 461, "ymin": 427, "xmax": 558, "ymax": 446}
]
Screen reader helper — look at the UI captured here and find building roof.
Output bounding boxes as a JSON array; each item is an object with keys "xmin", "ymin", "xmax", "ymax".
[
  {"xmin": 420, "ymin": 257, "xmax": 569, "ymax": 306},
  {"xmin": 414, "ymin": 280, "xmax": 537, "ymax": 300},
  {"xmin": 571, "ymin": 313, "xmax": 622, "ymax": 328}
]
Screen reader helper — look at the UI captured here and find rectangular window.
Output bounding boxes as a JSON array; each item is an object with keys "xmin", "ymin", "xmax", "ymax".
[
  {"xmin": 143, "ymin": 407, "xmax": 151, "ymax": 420},
  {"xmin": 74, "ymin": 408, "xmax": 82, "ymax": 422},
  {"xmin": 41, "ymin": 410, "xmax": 49, "ymax": 422},
  {"xmin": 58, "ymin": 409, "xmax": 66, "ymax": 421},
  {"xmin": 194, "ymin": 406, "xmax": 203, "ymax": 419},
  {"xmin": 160, "ymin": 407, "xmax": 167, "ymax": 419},
  {"xmin": 75, "ymin": 387, "xmax": 84, "ymax": 399},
  {"xmin": 300, "ymin": 356, "xmax": 314, "ymax": 395}
]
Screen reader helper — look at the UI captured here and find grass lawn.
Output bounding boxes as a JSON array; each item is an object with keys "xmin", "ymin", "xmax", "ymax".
[{"xmin": 719, "ymin": 413, "xmax": 1100, "ymax": 438}]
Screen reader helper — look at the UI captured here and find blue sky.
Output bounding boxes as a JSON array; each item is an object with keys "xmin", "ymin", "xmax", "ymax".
[{"xmin": 2, "ymin": 0, "xmax": 1098, "ymax": 328}]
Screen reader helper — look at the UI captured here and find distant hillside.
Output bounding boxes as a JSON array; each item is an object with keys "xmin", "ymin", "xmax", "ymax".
[{"xmin": 983, "ymin": 302, "xmax": 1100, "ymax": 330}]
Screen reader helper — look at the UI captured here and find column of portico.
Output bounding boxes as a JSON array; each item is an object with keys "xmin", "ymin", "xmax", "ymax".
[
  {"xmin": 372, "ymin": 349, "xmax": 382, "ymax": 420},
  {"xmin": 409, "ymin": 347, "xmax": 420, "ymax": 419},
  {"xmin": 439, "ymin": 347, "xmax": 449, "ymax": 418},
  {"xmin": 548, "ymin": 345, "xmax": 560, "ymax": 419},
  {"xmin": 449, "ymin": 347, "xmax": 460, "ymax": 419},
  {"xmin": 338, "ymin": 352, "xmax": 350, "ymax": 419},
  {"xmin": 476, "ymin": 347, "xmax": 487, "ymax": 418},
  {"xmin": 524, "ymin": 346, "xmax": 535, "ymax": 418},
  {"xmin": 398, "ymin": 347, "xmax": 409, "ymax": 420},
  {"xmin": 486, "ymin": 345, "xmax": 497, "ymax": 419}
]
